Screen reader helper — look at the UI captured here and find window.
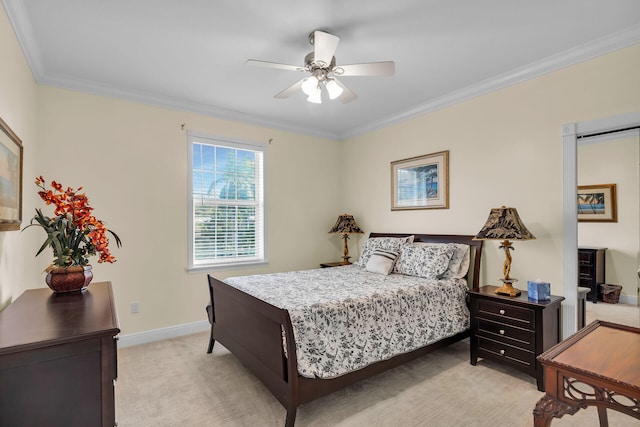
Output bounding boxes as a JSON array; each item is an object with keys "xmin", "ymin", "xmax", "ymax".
[{"xmin": 188, "ymin": 132, "xmax": 265, "ymax": 270}]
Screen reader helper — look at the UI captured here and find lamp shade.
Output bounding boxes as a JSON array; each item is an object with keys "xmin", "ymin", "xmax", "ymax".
[
  {"xmin": 328, "ymin": 214, "xmax": 363, "ymax": 234},
  {"xmin": 474, "ymin": 206, "xmax": 535, "ymax": 241}
]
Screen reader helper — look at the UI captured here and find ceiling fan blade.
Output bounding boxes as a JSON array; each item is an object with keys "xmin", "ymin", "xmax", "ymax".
[
  {"xmin": 333, "ymin": 79, "xmax": 358, "ymax": 104},
  {"xmin": 274, "ymin": 79, "xmax": 305, "ymax": 99},
  {"xmin": 313, "ymin": 30, "xmax": 340, "ymax": 67},
  {"xmin": 335, "ymin": 61, "xmax": 395, "ymax": 77},
  {"xmin": 246, "ymin": 59, "xmax": 303, "ymax": 72}
]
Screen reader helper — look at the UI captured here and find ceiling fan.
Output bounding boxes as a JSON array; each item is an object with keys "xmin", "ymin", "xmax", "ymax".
[{"xmin": 246, "ymin": 30, "xmax": 395, "ymax": 104}]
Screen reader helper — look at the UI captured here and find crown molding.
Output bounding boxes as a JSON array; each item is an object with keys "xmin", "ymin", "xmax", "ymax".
[
  {"xmin": 340, "ymin": 25, "xmax": 640, "ymax": 141},
  {"xmin": 37, "ymin": 72, "xmax": 341, "ymax": 141},
  {"xmin": 4, "ymin": 0, "xmax": 639, "ymax": 143},
  {"xmin": 2, "ymin": 0, "xmax": 44, "ymax": 77}
]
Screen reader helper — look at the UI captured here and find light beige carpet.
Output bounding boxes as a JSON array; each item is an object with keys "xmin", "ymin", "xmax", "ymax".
[{"xmin": 116, "ymin": 323, "xmax": 638, "ymax": 426}]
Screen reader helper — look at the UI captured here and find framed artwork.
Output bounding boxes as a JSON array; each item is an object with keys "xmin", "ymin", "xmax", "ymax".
[
  {"xmin": 0, "ymin": 117, "xmax": 23, "ymax": 231},
  {"xmin": 577, "ymin": 184, "xmax": 617, "ymax": 223},
  {"xmin": 391, "ymin": 150, "xmax": 449, "ymax": 210}
]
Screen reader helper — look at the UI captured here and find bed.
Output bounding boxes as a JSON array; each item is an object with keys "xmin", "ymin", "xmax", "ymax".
[{"xmin": 206, "ymin": 233, "xmax": 483, "ymax": 426}]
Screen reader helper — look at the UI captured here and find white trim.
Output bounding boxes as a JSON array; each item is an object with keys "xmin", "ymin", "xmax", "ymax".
[
  {"xmin": 562, "ymin": 111, "xmax": 640, "ymax": 337},
  {"xmin": 118, "ymin": 320, "xmax": 210, "ymax": 348},
  {"xmin": 578, "ymin": 128, "xmax": 640, "ymax": 145},
  {"xmin": 187, "ymin": 132, "xmax": 267, "ymax": 270},
  {"xmin": 562, "ymin": 124, "xmax": 578, "ymax": 339},
  {"xmin": 619, "ymin": 294, "xmax": 639, "ymax": 306},
  {"xmin": 1, "ymin": 0, "xmax": 45, "ymax": 80},
  {"xmin": 342, "ymin": 26, "xmax": 640, "ymax": 140},
  {"xmin": 4, "ymin": 0, "xmax": 639, "ymax": 142}
]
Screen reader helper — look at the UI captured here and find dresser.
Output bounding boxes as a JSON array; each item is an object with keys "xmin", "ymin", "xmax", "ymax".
[
  {"xmin": 468, "ymin": 285, "xmax": 564, "ymax": 391},
  {"xmin": 578, "ymin": 247, "xmax": 607, "ymax": 303},
  {"xmin": 0, "ymin": 282, "xmax": 120, "ymax": 427}
]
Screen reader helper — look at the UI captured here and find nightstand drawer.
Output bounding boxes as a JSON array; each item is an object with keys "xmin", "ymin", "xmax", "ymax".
[
  {"xmin": 476, "ymin": 299, "xmax": 535, "ymax": 329},
  {"xmin": 476, "ymin": 318, "xmax": 535, "ymax": 351},
  {"xmin": 477, "ymin": 336, "xmax": 535, "ymax": 369}
]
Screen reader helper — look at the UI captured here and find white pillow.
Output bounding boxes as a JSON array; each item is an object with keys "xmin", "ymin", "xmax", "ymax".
[
  {"xmin": 412, "ymin": 242, "xmax": 470, "ymax": 279},
  {"xmin": 394, "ymin": 244, "xmax": 455, "ymax": 279},
  {"xmin": 365, "ymin": 249, "xmax": 399, "ymax": 275},
  {"xmin": 355, "ymin": 235, "xmax": 414, "ymax": 267}
]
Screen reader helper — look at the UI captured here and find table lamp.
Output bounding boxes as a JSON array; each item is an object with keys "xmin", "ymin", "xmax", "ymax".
[
  {"xmin": 328, "ymin": 214, "xmax": 364, "ymax": 264},
  {"xmin": 474, "ymin": 206, "xmax": 536, "ymax": 296}
]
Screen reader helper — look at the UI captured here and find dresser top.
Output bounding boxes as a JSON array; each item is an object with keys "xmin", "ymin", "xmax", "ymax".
[{"xmin": 0, "ymin": 282, "xmax": 119, "ymax": 354}]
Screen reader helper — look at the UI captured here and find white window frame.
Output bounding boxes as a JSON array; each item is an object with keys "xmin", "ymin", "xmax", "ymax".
[{"xmin": 187, "ymin": 131, "xmax": 266, "ymax": 272}]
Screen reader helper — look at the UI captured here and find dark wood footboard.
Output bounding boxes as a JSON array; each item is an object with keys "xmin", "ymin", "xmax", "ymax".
[
  {"xmin": 207, "ymin": 275, "xmax": 300, "ymax": 425},
  {"xmin": 207, "ymin": 233, "xmax": 483, "ymax": 426}
]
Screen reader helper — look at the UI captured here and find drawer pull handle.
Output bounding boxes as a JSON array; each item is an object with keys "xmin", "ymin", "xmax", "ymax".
[
  {"xmin": 499, "ymin": 309, "xmax": 506, "ymax": 315},
  {"xmin": 499, "ymin": 329, "xmax": 505, "ymax": 335},
  {"xmin": 500, "ymin": 349, "xmax": 505, "ymax": 355}
]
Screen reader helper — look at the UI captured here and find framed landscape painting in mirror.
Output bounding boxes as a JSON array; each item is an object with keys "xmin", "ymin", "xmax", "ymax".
[
  {"xmin": 0, "ymin": 117, "xmax": 23, "ymax": 231},
  {"xmin": 577, "ymin": 183, "xmax": 617, "ymax": 223}
]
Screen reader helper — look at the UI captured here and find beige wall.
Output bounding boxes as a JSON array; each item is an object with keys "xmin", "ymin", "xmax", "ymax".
[
  {"xmin": 32, "ymin": 87, "xmax": 342, "ymax": 333},
  {"xmin": 343, "ymin": 45, "xmax": 640, "ymax": 298},
  {"xmin": 578, "ymin": 136, "xmax": 639, "ymax": 301},
  {"xmin": 0, "ymin": 6, "xmax": 38, "ymax": 309},
  {"xmin": 2, "ymin": 1, "xmax": 640, "ymax": 335}
]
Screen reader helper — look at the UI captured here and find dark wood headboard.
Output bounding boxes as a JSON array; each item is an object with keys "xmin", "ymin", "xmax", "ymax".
[{"xmin": 368, "ymin": 233, "xmax": 483, "ymax": 291}]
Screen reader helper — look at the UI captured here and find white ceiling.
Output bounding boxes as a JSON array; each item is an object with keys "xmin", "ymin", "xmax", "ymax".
[{"xmin": 4, "ymin": 0, "xmax": 640, "ymax": 140}]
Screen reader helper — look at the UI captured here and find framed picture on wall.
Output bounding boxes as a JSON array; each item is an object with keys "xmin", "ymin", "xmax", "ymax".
[
  {"xmin": 577, "ymin": 183, "xmax": 617, "ymax": 222},
  {"xmin": 0, "ymin": 117, "xmax": 23, "ymax": 231},
  {"xmin": 391, "ymin": 150, "xmax": 449, "ymax": 210}
]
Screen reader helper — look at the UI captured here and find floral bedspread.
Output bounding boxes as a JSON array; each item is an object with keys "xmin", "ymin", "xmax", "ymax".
[{"xmin": 223, "ymin": 265, "xmax": 470, "ymax": 379}]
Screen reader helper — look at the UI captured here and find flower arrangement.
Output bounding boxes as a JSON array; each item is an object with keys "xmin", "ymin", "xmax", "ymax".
[{"xmin": 23, "ymin": 176, "xmax": 122, "ymax": 268}]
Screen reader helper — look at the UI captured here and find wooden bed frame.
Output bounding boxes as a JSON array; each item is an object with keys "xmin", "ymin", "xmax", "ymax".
[{"xmin": 206, "ymin": 233, "xmax": 483, "ymax": 426}]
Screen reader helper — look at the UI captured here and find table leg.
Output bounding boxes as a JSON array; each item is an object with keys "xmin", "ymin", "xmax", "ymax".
[
  {"xmin": 533, "ymin": 395, "xmax": 580, "ymax": 427},
  {"xmin": 597, "ymin": 406, "xmax": 609, "ymax": 427}
]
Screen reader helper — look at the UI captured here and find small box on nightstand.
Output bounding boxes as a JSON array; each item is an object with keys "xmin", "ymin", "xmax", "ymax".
[{"xmin": 527, "ymin": 280, "xmax": 551, "ymax": 301}]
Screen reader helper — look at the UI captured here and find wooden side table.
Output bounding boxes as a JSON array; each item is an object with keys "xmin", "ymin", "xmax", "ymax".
[
  {"xmin": 534, "ymin": 320, "xmax": 640, "ymax": 426},
  {"xmin": 320, "ymin": 261, "xmax": 351, "ymax": 268},
  {"xmin": 0, "ymin": 282, "xmax": 120, "ymax": 427},
  {"xmin": 468, "ymin": 285, "xmax": 564, "ymax": 391}
]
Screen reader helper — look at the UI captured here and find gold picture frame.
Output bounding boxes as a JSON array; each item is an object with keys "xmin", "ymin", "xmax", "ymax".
[
  {"xmin": 391, "ymin": 150, "xmax": 449, "ymax": 210},
  {"xmin": 0, "ymin": 117, "xmax": 23, "ymax": 231},
  {"xmin": 577, "ymin": 184, "xmax": 617, "ymax": 223}
]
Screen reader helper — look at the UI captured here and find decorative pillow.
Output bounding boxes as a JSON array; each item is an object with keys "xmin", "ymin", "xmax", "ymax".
[
  {"xmin": 355, "ymin": 235, "xmax": 415, "ymax": 267},
  {"xmin": 365, "ymin": 249, "xmax": 399, "ymax": 275},
  {"xmin": 394, "ymin": 244, "xmax": 455, "ymax": 279},
  {"xmin": 412, "ymin": 242, "xmax": 471, "ymax": 279}
]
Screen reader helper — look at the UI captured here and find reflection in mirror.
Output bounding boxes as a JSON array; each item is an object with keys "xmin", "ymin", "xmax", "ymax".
[{"xmin": 578, "ymin": 130, "xmax": 640, "ymax": 328}]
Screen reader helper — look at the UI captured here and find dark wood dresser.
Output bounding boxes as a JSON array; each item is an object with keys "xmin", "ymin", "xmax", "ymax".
[
  {"xmin": 578, "ymin": 247, "xmax": 607, "ymax": 303},
  {"xmin": 468, "ymin": 285, "xmax": 564, "ymax": 391},
  {"xmin": 0, "ymin": 282, "xmax": 120, "ymax": 426}
]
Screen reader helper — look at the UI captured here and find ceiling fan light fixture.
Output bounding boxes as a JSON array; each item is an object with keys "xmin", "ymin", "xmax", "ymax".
[
  {"xmin": 306, "ymin": 87, "xmax": 322, "ymax": 104},
  {"xmin": 325, "ymin": 79, "xmax": 343, "ymax": 100},
  {"xmin": 301, "ymin": 76, "xmax": 319, "ymax": 96}
]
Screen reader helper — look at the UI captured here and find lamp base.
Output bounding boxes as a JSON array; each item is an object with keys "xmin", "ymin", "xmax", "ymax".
[{"xmin": 495, "ymin": 278, "xmax": 521, "ymax": 297}]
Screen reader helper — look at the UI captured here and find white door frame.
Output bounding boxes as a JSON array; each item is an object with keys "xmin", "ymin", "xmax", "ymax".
[{"xmin": 562, "ymin": 111, "xmax": 640, "ymax": 338}]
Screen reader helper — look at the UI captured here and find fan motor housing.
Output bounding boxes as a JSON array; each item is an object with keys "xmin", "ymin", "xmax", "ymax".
[{"xmin": 305, "ymin": 52, "xmax": 336, "ymax": 70}]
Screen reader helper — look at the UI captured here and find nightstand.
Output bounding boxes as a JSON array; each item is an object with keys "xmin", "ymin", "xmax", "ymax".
[
  {"xmin": 467, "ymin": 285, "xmax": 564, "ymax": 391},
  {"xmin": 320, "ymin": 261, "xmax": 351, "ymax": 268}
]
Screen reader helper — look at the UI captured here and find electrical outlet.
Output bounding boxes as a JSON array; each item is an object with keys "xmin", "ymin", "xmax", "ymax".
[{"xmin": 131, "ymin": 302, "xmax": 140, "ymax": 314}]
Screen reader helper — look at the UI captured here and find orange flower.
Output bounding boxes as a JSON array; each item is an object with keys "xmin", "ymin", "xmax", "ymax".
[{"xmin": 28, "ymin": 177, "xmax": 122, "ymax": 266}]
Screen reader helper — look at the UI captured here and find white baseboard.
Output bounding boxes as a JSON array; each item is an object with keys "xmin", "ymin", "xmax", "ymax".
[
  {"xmin": 619, "ymin": 294, "xmax": 638, "ymax": 306},
  {"xmin": 118, "ymin": 320, "xmax": 210, "ymax": 348},
  {"xmin": 117, "ymin": 293, "xmax": 637, "ymax": 348}
]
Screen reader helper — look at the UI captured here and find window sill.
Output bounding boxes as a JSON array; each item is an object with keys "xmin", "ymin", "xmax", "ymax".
[{"xmin": 186, "ymin": 260, "xmax": 268, "ymax": 274}]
